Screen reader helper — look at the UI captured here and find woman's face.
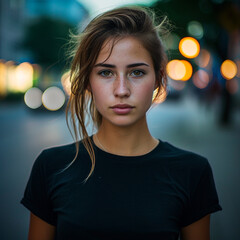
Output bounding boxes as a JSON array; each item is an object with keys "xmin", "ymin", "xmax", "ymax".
[{"xmin": 89, "ymin": 36, "xmax": 156, "ymax": 128}]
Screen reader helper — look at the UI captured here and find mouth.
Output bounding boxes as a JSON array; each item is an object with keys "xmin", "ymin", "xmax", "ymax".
[
  {"xmin": 110, "ymin": 104, "xmax": 134, "ymax": 114},
  {"xmin": 110, "ymin": 104, "xmax": 134, "ymax": 109}
]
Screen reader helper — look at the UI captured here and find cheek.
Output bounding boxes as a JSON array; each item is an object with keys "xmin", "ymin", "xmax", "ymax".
[
  {"xmin": 90, "ymin": 83, "xmax": 108, "ymax": 112},
  {"xmin": 91, "ymin": 88, "xmax": 101, "ymax": 103},
  {"xmin": 138, "ymin": 82, "xmax": 155, "ymax": 102},
  {"xmin": 89, "ymin": 78, "xmax": 101, "ymax": 101}
]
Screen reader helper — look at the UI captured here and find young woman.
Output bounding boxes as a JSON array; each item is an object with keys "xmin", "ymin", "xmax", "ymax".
[{"xmin": 21, "ymin": 6, "xmax": 222, "ymax": 240}]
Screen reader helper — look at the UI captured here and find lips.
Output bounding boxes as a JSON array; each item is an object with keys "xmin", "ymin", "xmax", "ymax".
[
  {"xmin": 110, "ymin": 104, "xmax": 134, "ymax": 114},
  {"xmin": 111, "ymin": 104, "xmax": 134, "ymax": 108}
]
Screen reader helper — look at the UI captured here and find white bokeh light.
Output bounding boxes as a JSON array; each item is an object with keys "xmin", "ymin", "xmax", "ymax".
[
  {"xmin": 42, "ymin": 86, "xmax": 66, "ymax": 111},
  {"xmin": 24, "ymin": 87, "xmax": 43, "ymax": 109}
]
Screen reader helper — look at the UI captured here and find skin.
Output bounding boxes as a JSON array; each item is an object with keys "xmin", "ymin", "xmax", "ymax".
[
  {"xmin": 28, "ymin": 213, "xmax": 210, "ymax": 240},
  {"xmin": 27, "ymin": 36, "xmax": 211, "ymax": 239},
  {"xmin": 181, "ymin": 214, "xmax": 210, "ymax": 240},
  {"xmin": 28, "ymin": 213, "xmax": 55, "ymax": 240},
  {"xmin": 90, "ymin": 37, "xmax": 159, "ymax": 156}
]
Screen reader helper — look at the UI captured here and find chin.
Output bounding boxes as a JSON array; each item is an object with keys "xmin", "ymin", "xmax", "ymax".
[{"xmin": 103, "ymin": 116, "xmax": 146, "ymax": 128}]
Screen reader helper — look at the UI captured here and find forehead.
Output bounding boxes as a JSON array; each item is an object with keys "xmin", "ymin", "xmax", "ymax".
[{"xmin": 95, "ymin": 36, "xmax": 153, "ymax": 64}]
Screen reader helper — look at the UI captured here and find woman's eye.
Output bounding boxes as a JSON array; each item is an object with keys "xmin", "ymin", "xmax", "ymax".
[
  {"xmin": 98, "ymin": 70, "xmax": 113, "ymax": 77},
  {"xmin": 131, "ymin": 70, "xmax": 145, "ymax": 77}
]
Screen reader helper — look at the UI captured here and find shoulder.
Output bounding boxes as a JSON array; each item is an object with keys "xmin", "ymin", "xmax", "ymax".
[
  {"xmin": 41, "ymin": 142, "xmax": 76, "ymax": 159},
  {"xmin": 156, "ymin": 141, "xmax": 218, "ymax": 197},
  {"xmin": 33, "ymin": 141, "xmax": 88, "ymax": 173},
  {"xmin": 157, "ymin": 140, "xmax": 210, "ymax": 174}
]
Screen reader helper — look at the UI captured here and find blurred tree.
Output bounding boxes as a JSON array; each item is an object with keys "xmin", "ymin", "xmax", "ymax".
[
  {"xmin": 151, "ymin": 0, "xmax": 240, "ymax": 126},
  {"xmin": 23, "ymin": 17, "xmax": 75, "ymax": 70},
  {"xmin": 150, "ymin": 0, "xmax": 219, "ymax": 49}
]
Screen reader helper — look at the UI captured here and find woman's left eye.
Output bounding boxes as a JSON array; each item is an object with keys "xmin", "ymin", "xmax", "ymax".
[
  {"xmin": 98, "ymin": 70, "xmax": 113, "ymax": 77},
  {"xmin": 130, "ymin": 70, "xmax": 145, "ymax": 77}
]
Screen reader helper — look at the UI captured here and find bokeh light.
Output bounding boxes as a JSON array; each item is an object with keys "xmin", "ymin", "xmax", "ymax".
[
  {"xmin": 42, "ymin": 86, "xmax": 66, "ymax": 111},
  {"xmin": 220, "ymin": 60, "xmax": 238, "ymax": 80},
  {"xmin": 15, "ymin": 62, "xmax": 33, "ymax": 92},
  {"xmin": 181, "ymin": 60, "xmax": 193, "ymax": 81},
  {"xmin": 61, "ymin": 71, "xmax": 71, "ymax": 96},
  {"xmin": 0, "ymin": 61, "xmax": 7, "ymax": 96},
  {"xmin": 193, "ymin": 69, "xmax": 210, "ymax": 89},
  {"xmin": 187, "ymin": 21, "xmax": 204, "ymax": 39},
  {"xmin": 166, "ymin": 60, "xmax": 193, "ymax": 81},
  {"xmin": 7, "ymin": 62, "xmax": 33, "ymax": 93},
  {"xmin": 6, "ymin": 61, "xmax": 16, "ymax": 92},
  {"xmin": 179, "ymin": 37, "xmax": 200, "ymax": 58},
  {"xmin": 166, "ymin": 60, "xmax": 186, "ymax": 80},
  {"xmin": 195, "ymin": 49, "xmax": 211, "ymax": 68},
  {"xmin": 24, "ymin": 87, "xmax": 43, "ymax": 109}
]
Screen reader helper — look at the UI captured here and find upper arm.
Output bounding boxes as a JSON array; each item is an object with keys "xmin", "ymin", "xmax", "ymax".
[
  {"xmin": 180, "ymin": 214, "xmax": 210, "ymax": 240},
  {"xmin": 28, "ymin": 213, "xmax": 56, "ymax": 240}
]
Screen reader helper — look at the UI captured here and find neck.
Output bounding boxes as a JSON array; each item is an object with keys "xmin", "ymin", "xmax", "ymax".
[{"xmin": 94, "ymin": 117, "xmax": 159, "ymax": 156}]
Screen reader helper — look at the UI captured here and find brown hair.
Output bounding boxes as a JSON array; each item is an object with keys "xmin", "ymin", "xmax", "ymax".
[{"xmin": 66, "ymin": 6, "xmax": 168, "ymax": 181}]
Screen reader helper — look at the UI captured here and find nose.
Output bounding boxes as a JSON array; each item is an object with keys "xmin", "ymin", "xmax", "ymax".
[{"xmin": 113, "ymin": 74, "xmax": 130, "ymax": 98}]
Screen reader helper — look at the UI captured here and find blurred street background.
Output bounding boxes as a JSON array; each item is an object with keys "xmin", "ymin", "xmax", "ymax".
[{"xmin": 0, "ymin": 0, "xmax": 240, "ymax": 239}]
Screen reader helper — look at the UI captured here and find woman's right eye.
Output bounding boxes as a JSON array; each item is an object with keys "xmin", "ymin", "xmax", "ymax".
[{"xmin": 98, "ymin": 70, "xmax": 113, "ymax": 77}]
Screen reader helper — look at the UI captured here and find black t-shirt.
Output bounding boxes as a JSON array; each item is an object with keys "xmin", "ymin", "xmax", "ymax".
[{"xmin": 21, "ymin": 138, "xmax": 222, "ymax": 240}]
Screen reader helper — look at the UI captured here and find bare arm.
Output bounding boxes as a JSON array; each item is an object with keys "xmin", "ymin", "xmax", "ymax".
[
  {"xmin": 180, "ymin": 214, "xmax": 210, "ymax": 240},
  {"xmin": 28, "ymin": 213, "xmax": 56, "ymax": 240}
]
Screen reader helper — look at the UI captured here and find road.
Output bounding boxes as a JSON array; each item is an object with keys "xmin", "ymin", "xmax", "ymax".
[{"xmin": 0, "ymin": 95, "xmax": 239, "ymax": 240}]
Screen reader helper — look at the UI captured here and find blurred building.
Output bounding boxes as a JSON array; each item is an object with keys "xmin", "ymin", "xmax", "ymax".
[
  {"xmin": 0, "ymin": 0, "xmax": 25, "ymax": 61},
  {"xmin": 25, "ymin": 0, "xmax": 88, "ymax": 25},
  {"xmin": 0, "ymin": 0, "xmax": 88, "ymax": 62}
]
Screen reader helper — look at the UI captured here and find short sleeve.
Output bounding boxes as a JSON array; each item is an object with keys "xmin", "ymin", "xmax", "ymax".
[
  {"xmin": 21, "ymin": 151, "xmax": 57, "ymax": 226},
  {"xmin": 181, "ymin": 159, "xmax": 222, "ymax": 227}
]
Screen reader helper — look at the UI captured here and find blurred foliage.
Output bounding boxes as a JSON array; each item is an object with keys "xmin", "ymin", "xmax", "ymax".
[
  {"xmin": 22, "ymin": 17, "xmax": 75, "ymax": 70},
  {"xmin": 151, "ymin": 0, "xmax": 240, "ymax": 126},
  {"xmin": 151, "ymin": 0, "xmax": 240, "ymax": 58},
  {"xmin": 151, "ymin": 0, "xmax": 218, "ymax": 31}
]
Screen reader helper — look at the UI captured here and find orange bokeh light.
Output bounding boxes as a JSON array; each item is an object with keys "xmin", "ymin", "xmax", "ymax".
[
  {"xmin": 179, "ymin": 37, "xmax": 200, "ymax": 58},
  {"xmin": 220, "ymin": 60, "xmax": 237, "ymax": 80},
  {"xmin": 166, "ymin": 59, "xmax": 192, "ymax": 81},
  {"xmin": 181, "ymin": 60, "xmax": 193, "ymax": 81},
  {"xmin": 166, "ymin": 60, "xmax": 186, "ymax": 80}
]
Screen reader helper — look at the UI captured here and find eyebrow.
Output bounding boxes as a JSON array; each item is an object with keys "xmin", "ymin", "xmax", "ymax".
[{"xmin": 94, "ymin": 62, "xmax": 149, "ymax": 68}]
